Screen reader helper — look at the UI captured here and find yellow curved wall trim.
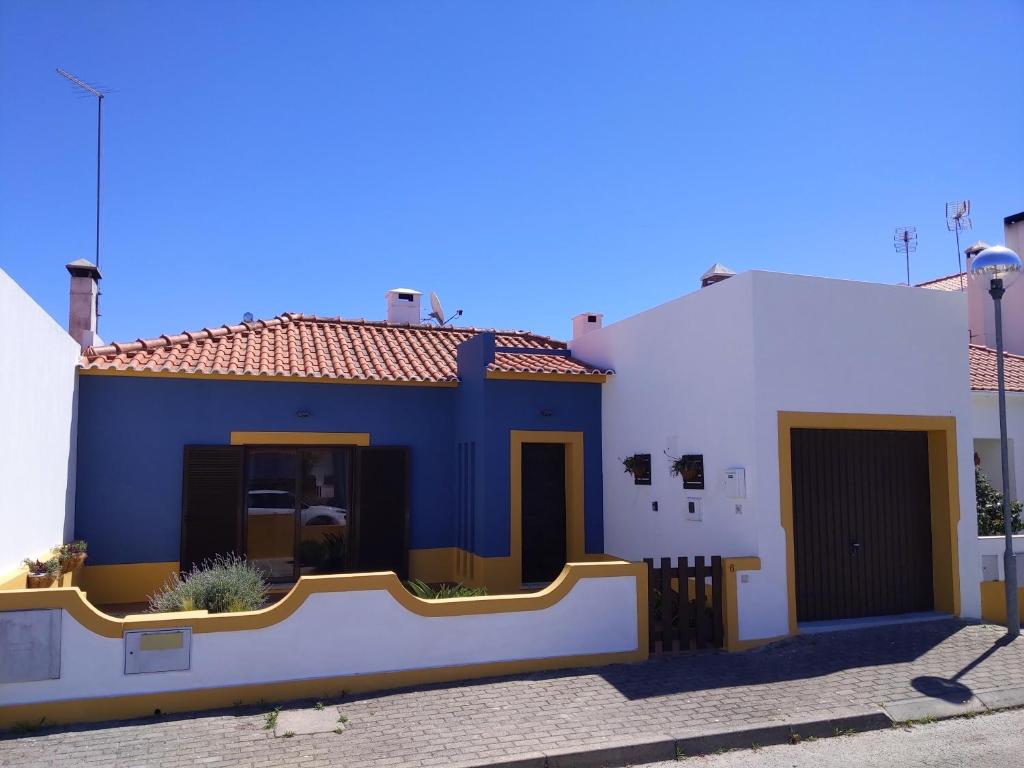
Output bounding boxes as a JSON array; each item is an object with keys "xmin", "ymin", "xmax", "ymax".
[
  {"xmin": 0, "ymin": 560, "xmax": 646, "ymax": 641},
  {"xmin": 778, "ymin": 411, "xmax": 961, "ymax": 636},
  {"xmin": 229, "ymin": 431, "xmax": 370, "ymax": 446}
]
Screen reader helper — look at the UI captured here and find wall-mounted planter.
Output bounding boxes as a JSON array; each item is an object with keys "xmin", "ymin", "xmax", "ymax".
[
  {"xmin": 669, "ymin": 454, "xmax": 704, "ymax": 490},
  {"xmin": 623, "ymin": 454, "xmax": 652, "ymax": 485}
]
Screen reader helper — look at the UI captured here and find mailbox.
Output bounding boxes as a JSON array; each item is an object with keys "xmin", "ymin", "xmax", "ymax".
[{"xmin": 124, "ymin": 628, "xmax": 191, "ymax": 674}]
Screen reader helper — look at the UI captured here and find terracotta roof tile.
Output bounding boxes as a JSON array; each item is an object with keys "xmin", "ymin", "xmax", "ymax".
[
  {"xmin": 81, "ymin": 314, "xmax": 612, "ymax": 383},
  {"xmin": 917, "ymin": 272, "xmax": 966, "ymax": 291},
  {"xmin": 969, "ymin": 345, "xmax": 1024, "ymax": 393}
]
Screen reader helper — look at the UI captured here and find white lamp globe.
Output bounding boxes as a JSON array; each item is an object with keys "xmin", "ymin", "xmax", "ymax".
[{"xmin": 971, "ymin": 245, "xmax": 1023, "ymax": 288}]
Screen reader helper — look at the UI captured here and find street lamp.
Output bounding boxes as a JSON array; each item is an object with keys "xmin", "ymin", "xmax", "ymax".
[{"xmin": 972, "ymin": 244, "xmax": 1024, "ymax": 638}]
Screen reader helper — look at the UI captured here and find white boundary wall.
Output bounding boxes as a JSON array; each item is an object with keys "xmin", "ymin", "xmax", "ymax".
[
  {"xmin": 573, "ymin": 271, "xmax": 979, "ymax": 644},
  {"xmin": 0, "ymin": 268, "xmax": 79, "ymax": 573},
  {"xmin": 0, "ymin": 575, "xmax": 639, "ymax": 707}
]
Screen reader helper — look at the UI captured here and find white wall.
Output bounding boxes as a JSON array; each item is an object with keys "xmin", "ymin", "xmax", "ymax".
[
  {"xmin": 571, "ymin": 275, "xmax": 758, "ymax": 563},
  {"xmin": 972, "ymin": 392, "xmax": 1024, "ymax": 506},
  {"xmin": 0, "ymin": 574, "xmax": 638, "ymax": 707},
  {"xmin": 0, "ymin": 268, "xmax": 80, "ymax": 574},
  {"xmin": 574, "ymin": 271, "xmax": 978, "ymax": 644},
  {"xmin": 978, "ymin": 535, "xmax": 1024, "ymax": 582},
  {"xmin": 747, "ymin": 272, "xmax": 978, "ymax": 636}
]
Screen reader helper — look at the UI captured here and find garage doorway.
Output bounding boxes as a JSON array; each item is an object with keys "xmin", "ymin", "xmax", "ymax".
[{"xmin": 791, "ymin": 428, "xmax": 934, "ymax": 622}]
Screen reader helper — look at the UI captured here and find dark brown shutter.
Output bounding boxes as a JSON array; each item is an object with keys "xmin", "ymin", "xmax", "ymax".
[
  {"xmin": 353, "ymin": 447, "xmax": 409, "ymax": 580},
  {"xmin": 180, "ymin": 445, "xmax": 243, "ymax": 572}
]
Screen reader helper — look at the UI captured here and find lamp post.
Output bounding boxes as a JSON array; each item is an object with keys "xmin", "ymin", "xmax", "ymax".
[{"xmin": 972, "ymin": 244, "xmax": 1024, "ymax": 638}]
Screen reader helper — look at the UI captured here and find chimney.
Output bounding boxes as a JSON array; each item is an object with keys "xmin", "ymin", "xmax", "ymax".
[
  {"xmin": 700, "ymin": 262, "xmax": 736, "ymax": 288},
  {"xmin": 1006, "ymin": 211, "xmax": 1024, "ymax": 257},
  {"xmin": 385, "ymin": 288, "xmax": 422, "ymax": 325},
  {"xmin": 572, "ymin": 313, "xmax": 603, "ymax": 341},
  {"xmin": 66, "ymin": 258, "xmax": 101, "ymax": 349}
]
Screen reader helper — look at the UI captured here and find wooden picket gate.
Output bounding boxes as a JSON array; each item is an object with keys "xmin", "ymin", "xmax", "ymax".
[{"xmin": 642, "ymin": 556, "xmax": 724, "ymax": 652}]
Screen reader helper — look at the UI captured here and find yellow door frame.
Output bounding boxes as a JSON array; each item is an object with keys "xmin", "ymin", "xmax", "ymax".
[
  {"xmin": 778, "ymin": 411, "xmax": 961, "ymax": 635},
  {"xmin": 510, "ymin": 430, "xmax": 586, "ymax": 589}
]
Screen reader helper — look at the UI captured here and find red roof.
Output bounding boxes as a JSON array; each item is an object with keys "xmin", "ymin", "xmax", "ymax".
[
  {"xmin": 917, "ymin": 272, "xmax": 966, "ymax": 292},
  {"xmin": 80, "ymin": 313, "xmax": 610, "ymax": 384},
  {"xmin": 969, "ymin": 345, "xmax": 1024, "ymax": 393}
]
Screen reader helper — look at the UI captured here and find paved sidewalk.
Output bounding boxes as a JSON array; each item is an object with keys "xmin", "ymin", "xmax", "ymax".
[{"xmin": 2, "ymin": 619, "xmax": 1024, "ymax": 768}]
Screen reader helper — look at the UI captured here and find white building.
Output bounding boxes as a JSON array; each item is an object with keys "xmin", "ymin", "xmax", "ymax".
[{"xmin": 572, "ymin": 268, "xmax": 979, "ymax": 647}]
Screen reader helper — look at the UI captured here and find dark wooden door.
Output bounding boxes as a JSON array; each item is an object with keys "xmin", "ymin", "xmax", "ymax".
[
  {"xmin": 791, "ymin": 428, "xmax": 933, "ymax": 622},
  {"xmin": 521, "ymin": 443, "xmax": 567, "ymax": 584},
  {"xmin": 181, "ymin": 446, "xmax": 244, "ymax": 572},
  {"xmin": 353, "ymin": 447, "xmax": 409, "ymax": 580}
]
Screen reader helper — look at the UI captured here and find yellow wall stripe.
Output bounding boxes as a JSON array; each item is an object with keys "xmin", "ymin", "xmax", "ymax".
[{"xmin": 229, "ymin": 431, "xmax": 370, "ymax": 446}]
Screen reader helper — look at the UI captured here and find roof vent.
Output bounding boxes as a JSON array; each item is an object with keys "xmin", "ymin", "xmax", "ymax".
[
  {"xmin": 572, "ymin": 312, "xmax": 603, "ymax": 341},
  {"xmin": 700, "ymin": 263, "xmax": 736, "ymax": 288},
  {"xmin": 385, "ymin": 288, "xmax": 423, "ymax": 325}
]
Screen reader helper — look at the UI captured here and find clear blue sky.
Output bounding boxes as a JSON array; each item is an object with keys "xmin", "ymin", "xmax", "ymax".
[{"xmin": 1, "ymin": 1, "xmax": 1021, "ymax": 344}]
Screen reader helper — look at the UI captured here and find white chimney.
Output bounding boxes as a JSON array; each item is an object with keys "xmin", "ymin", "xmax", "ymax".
[
  {"xmin": 66, "ymin": 258, "xmax": 101, "ymax": 349},
  {"xmin": 572, "ymin": 312, "xmax": 603, "ymax": 341},
  {"xmin": 385, "ymin": 288, "xmax": 422, "ymax": 325}
]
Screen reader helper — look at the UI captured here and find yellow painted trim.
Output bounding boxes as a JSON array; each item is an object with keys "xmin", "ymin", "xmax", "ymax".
[
  {"xmin": 485, "ymin": 371, "xmax": 607, "ymax": 384},
  {"xmin": 78, "ymin": 367, "xmax": 458, "ymax": 388},
  {"xmin": 0, "ymin": 646, "xmax": 641, "ymax": 729},
  {"xmin": 0, "ymin": 564, "xmax": 28, "ymax": 591},
  {"xmin": 408, "ymin": 548, "xmax": 459, "ymax": 583},
  {"xmin": 0, "ymin": 560, "xmax": 645, "ymax": 640},
  {"xmin": 81, "ymin": 562, "xmax": 180, "ymax": 606},
  {"xmin": 980, "ymin": 580, "xmax": 1024, "ymax": 625},
  {"xmin": 230, "ymin": 431, "xmax": 370, "ymax": 446},
  {"xmin": 722, "ymin": 557, "xmax": 761, "ymax": 651},
  {"xmin": 509, "ymin": 430, "xmax": 586, "ymax": 591},
  {"xmin": 778, "ymin": 411, "xmax": 961, "ymax": 636}
]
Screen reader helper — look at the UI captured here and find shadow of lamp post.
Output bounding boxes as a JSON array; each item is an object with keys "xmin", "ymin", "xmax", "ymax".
[{"xmin": 971, "ymin": 244, "xmax": 1024, "ymax": 639}]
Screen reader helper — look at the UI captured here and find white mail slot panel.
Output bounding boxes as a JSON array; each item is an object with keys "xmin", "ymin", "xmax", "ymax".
[{"xmin": 124, "ymin": 628, "xmax": 191, "ymax": 674}]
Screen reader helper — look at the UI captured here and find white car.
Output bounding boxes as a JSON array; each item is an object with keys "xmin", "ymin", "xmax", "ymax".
[{"xmin": 246, "ymin": 490, "xmax": 346, "ymax": 527}]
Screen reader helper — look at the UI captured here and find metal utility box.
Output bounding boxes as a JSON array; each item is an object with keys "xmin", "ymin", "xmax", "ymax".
[
  {"xmin": 684, "ymin": 497, "xmax": 703, "ymax": 522},
  {"xmin": 124, "ymin": 628, "xmax": 191, "ymax": 674},
  {"xmin": 0, "ymin": 609, "xmax": 61, "ymax": 683},
  {"xmin": 724, "ymin": 468, "xmax": 746, "ymax": 498}
]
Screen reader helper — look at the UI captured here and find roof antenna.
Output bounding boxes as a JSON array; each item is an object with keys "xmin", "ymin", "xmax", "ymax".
[
  {"xmin": 894, "ymin": 226, "xmax": 917, "ymax": 286},
  {"xmin": 57, "ymin": 68, "xmax": 106, "ymax": 324},
  {"xmin": 945, "ymin": 200, "xmax": 972, "ymax": 291},
  {"xmin": 428, "ymin": 291, "xmax": 463, "ymax": 326}
]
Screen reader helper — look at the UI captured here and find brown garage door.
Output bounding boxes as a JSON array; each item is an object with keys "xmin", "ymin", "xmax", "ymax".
[{"xmin": 791, "ymin": 428, "xmax": 934, "ymax": 622}]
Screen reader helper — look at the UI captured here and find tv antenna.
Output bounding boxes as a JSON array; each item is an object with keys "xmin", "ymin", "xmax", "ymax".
[
  {"xmin": 894, "ymin": 226, "xmax": 917, "ymax": 286},
  {"xmin": 945, "ymin": 200, "xmax": 972, "ymax": 291},
  {"xmin": 57, "ymin": 68, "xmax": 106, "ymax": 327},
  {"xmin": 428, "ymin": 292, "xmax": 463, "ymax": 326}
]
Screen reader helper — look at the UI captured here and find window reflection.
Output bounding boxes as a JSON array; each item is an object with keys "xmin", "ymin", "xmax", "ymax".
[
  {"xmin": 298, "ymin": 449, "xmax": 349, "ymax": 574},
  {"xmin": 246, "ymin": 450, "xmax": 297, "ymax": 583}
]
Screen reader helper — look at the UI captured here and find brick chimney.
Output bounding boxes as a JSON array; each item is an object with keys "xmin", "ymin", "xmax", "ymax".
[{"xmin": 66, "ymin": 258, "xmax": 101, "ymax": 349}]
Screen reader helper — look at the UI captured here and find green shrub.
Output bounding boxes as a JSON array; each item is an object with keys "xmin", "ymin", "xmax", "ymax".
[
  {"xmin": 148, "ymin": 555, "xmax": 268, "ymax": 614},
  {"xmin": 977, "ymin": 467, "xmax": 1023, "ymax": 536},
  {"xmin": 405, "ymin": 579, "xmax": 487, "ymax": 599},
  {"xmin": 23, "ymin": 557, "xmax": 60, "ymax": 577}
]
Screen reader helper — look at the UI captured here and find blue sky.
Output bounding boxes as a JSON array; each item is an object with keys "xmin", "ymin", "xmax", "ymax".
[{"xmin": 1, "ymin": 1, "xmax": 1021, "ymax": 343}]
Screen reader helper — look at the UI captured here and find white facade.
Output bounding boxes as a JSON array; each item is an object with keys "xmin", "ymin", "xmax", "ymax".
[
  {"xmin": 0, "ymin": 268, "xmax": 80, "ymax": 574},
  {"xmin": 573, "ymin": 270, "xmax": 979, "ymax": 643}
]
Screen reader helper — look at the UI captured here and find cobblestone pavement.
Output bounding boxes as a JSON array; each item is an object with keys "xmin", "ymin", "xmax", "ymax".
[
  {"xmin": 647, "ymin": 707, "xmax": 1024, "ymax": 767},
  {"xmin": 2, "ymin": 620, "xmax": 1024, "ymax": 768}
]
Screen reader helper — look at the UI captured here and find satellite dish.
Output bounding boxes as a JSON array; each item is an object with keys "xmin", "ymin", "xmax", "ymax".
[
  {"xmin": 429, "ymin": 292, "xmax": 445, "ymax": 325},
  {"xmin": 242, "ymin": 312, "xmax": 254, "ymax": 323}
]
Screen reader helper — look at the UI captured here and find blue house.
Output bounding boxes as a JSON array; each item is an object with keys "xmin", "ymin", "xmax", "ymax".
[{"xmin": 72, "ymin": 280, "xmax": 609, "ymax": 603}]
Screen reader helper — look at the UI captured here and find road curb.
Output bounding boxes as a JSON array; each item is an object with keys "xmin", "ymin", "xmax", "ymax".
[{"xmin": 451, "ymin": 709, "xmax": 893, "ymax": 768}]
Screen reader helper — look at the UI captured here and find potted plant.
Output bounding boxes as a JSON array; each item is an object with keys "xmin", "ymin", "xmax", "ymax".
[
  {"xmin": 58, "ymin": 540, "xmax": 88, "ymax": 573},
  {"xmin": 23, "ymin": 558, "xmax": 61, "ymax": 589},
  {"xmin": 622, "ymin": 456, "xmax": 640, "ymax": 476}
]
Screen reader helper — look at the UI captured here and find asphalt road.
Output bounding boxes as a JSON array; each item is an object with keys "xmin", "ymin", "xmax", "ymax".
[{"xmin": 644, "ymin": 708, "xmax": 1024, "ymax": 767}]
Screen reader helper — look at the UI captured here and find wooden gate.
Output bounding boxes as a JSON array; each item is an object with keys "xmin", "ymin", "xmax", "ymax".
[{"xmin": 642, "ymin": 556, "xmax": 724, "ymax": 652}]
